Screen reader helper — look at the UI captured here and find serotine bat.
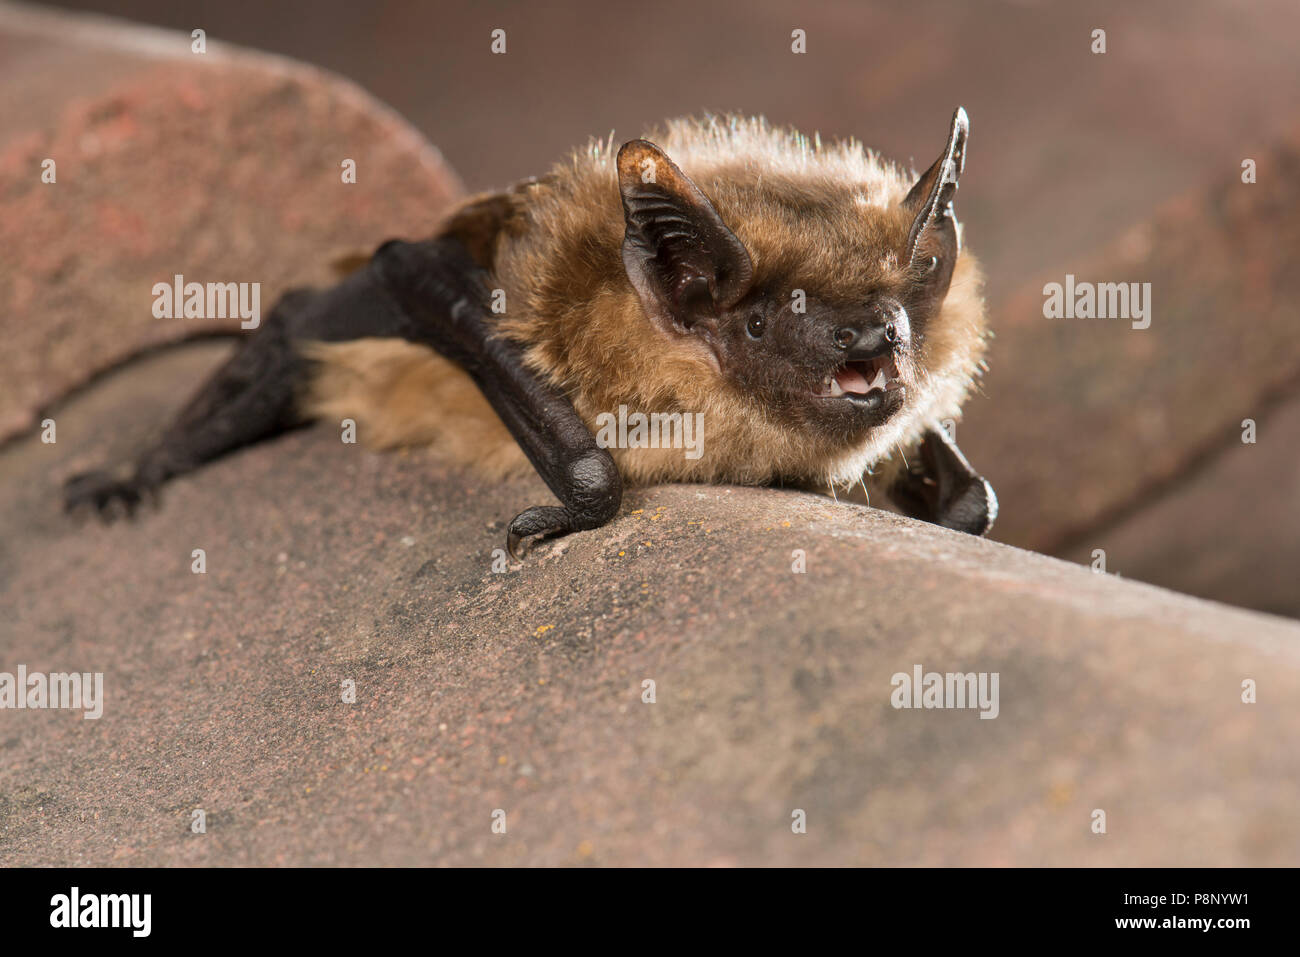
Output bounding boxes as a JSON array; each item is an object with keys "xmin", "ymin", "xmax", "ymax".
[{"xmin": 65, "ymin": 108, "xmax": 997, "ymax": 557}]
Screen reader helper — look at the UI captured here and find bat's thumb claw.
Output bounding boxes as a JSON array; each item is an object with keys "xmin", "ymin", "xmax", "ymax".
[
  {"xmin": 506, "ymin": 528, "xmax": 527, "ymax": 562},
  {"xmin": 506, "ymin": 505, "xmax": 573, "ymax": 560}
]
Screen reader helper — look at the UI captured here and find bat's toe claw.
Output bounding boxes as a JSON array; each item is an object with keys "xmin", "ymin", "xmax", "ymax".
[
  {"xmin": 506, "ymin": 505, "xmax": 572, "ymax": 560},
  {"xmin": 64, "ymin": 470, "xmax": 154, "ymax": 523}
]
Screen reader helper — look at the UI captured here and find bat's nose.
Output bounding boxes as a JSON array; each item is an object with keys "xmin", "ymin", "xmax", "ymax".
[{"xmin": 834, "ymin": 299, "xmax": 910, "ymax": 358}]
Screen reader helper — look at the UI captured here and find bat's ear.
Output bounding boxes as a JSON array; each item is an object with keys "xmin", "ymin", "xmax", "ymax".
[
  {"xmin": 901, "ymin": 107, "xmax": 968, "ymax": 271},
  {"xmin": 617, "ymin": 138, "xmax": 754, "ymax": 334}
]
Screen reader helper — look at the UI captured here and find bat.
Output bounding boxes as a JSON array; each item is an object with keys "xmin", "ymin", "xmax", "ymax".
[{"xmin": 64, "ymin": 108, "xmax": 996, "ymax": 558}]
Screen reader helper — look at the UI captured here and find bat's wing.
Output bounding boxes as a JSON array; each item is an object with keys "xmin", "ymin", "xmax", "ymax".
[{"xmin": 889, "ymin": 425, "xmax": 997, "ymax": 536}]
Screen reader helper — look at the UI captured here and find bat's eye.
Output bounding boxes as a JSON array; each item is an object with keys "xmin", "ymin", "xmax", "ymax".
[
  {"xmin": 924, "ymin": 256, "xmax": 940, "ymax": 274},
  {"xmin": 746, "ymin": 314, "xmax": 765, "ymax": 338}
]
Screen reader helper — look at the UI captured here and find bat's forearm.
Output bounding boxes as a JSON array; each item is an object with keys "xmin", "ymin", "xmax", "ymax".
[{"xmin": 372, "ymin": 237, "xmax": 622, "ymax": 557}]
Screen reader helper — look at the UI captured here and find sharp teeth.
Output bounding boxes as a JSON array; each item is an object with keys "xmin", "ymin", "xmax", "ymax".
[
  {"xmin": 829, "ymin": 376, "xmax": 845, "ymax": 397},
  {"xmin": 866, "ymin": 368, "xmax": 887, "ymax": 393}
]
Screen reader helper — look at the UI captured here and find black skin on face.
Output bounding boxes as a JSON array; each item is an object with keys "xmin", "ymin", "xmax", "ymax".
[{"xmin": 707, "ymin": 289, "xmax": 913, "ymax": 439}]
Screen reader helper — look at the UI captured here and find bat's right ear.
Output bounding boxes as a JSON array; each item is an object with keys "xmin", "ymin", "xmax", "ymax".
[
  {"xmin": 617, "ymin": 139, "xmax": 753, "ymax": 334},
  {"xmin": 901, "ymin": 107, "xmax": 968, "ymax": 268}
]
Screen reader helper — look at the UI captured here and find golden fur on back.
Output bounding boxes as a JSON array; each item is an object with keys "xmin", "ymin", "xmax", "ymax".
[{"xmin": 301, "ymin": 115, "xmax": 988, "ymax": 495}]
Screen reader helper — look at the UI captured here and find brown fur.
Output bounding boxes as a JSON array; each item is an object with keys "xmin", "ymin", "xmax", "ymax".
[
  {"xmin": 300, "ymin": 115, "xmax": 987, "ymax": 497},
  {"xmin": 300, "ymin": 338, "xmax": 528, "ymax": 479}
]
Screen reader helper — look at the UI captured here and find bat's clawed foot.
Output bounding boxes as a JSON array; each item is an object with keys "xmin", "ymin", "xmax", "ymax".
[
  {"xmin": 506, "ymin": 505, "xmax": 573, "ymax": 560},
  {"xmin": 63, "ymin": 469, "xmax": 157, "ymax": 523}
]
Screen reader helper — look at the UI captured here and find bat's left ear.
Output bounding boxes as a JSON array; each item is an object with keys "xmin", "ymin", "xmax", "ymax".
[
  {"xmin": 901, "ymin": 107, "xmax": 968, "ymax": 271},
  {"xmin": 617, "ymin": 138, "xmax": 754, "ymax": 335}
]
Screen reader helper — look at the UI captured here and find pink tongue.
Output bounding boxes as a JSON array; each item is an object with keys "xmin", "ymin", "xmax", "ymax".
[{"xmin": 835, "ymin": 364, "xmax": 871, "ymax": 394}]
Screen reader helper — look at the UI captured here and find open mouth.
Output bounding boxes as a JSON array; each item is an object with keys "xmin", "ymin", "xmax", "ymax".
[{"xmin": 815, "ymin": 355, "xmax": 904, "ymax": 399}]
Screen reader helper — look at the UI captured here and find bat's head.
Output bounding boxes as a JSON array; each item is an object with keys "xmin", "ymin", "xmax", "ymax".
[{"xmin": 615, "ymin": 108, "xmax": 979, "ymax": 471}]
